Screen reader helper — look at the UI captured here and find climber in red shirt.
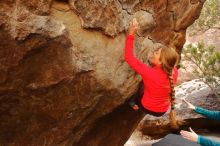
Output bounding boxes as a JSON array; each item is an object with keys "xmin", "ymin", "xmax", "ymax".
[{"xmin": 125, "ymin": 18, "xmax": 179, "ymax": 128}]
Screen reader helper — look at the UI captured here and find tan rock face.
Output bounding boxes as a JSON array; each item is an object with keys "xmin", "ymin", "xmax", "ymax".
[
  {"xmin": 69, "ymin": 0, "xmax": 128, "ymax": 37},
  {"xmin": 0, "ymin": 0, "xmax": 204, "ymax": 145}
]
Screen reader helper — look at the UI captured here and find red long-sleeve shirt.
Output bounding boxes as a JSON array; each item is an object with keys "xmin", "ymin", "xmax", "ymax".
[{"xmin": 125, "ymin": 35, "xmax": 178, "ymax": 113}]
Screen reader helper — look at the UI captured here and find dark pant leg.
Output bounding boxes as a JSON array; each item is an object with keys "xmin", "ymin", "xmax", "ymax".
[
  {"xmin": 129, "ymin": 80, "xmax": 144, "ymax": 106},
  {"xmin": 140, "ymin": 105, "xmax": 166, "ymax": 117}
]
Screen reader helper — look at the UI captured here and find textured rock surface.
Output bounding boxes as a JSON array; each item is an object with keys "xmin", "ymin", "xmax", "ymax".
[{"xmin": 0, "ymin": 0, "xmax": 204, "ymax": 146}]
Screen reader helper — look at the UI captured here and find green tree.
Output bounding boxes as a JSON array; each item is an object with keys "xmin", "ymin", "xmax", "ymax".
[
  {"xmin": 188, "ymin": 0, "xmax": 220, "ymax": 36},
  {"xmin": 181, "ymin": 42, "xmax": 220, "ymax": 98}
]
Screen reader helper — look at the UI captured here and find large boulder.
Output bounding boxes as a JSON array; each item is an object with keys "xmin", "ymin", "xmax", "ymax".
[{"xmin": 0, "ymin": 0, "xmax": 204, "ymax": 146}]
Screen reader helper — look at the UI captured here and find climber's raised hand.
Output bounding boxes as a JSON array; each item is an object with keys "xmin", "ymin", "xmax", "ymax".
[{"xmin": 129, "ymin": 18, "xmax": 139, "ymax": 35}]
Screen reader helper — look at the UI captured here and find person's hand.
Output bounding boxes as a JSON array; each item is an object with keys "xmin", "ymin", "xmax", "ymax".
[
  {"xmin": 182, "ymin": 98, "xmax": 196, "ymax": 110},
  {"xmin": 180, "ymin": 127, "xmax": 198, "ymax": 143},
  {"xmin": 129, "ymin": 18, "xmax": 139, "ymax": 35}
]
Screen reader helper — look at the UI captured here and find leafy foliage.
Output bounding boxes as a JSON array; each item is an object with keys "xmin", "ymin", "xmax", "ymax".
[{"xmin": 181, "ymin": 42, "xmax": 220, "ymax": 97}]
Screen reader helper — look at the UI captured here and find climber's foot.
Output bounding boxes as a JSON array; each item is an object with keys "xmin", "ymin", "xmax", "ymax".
[
  {"xmin": 129, "ymin": 101, "xmax": 139, "ymax": 110},
  {"xmin": 132, "ymin": 104, "xmax": 139, "ymax": 110}
]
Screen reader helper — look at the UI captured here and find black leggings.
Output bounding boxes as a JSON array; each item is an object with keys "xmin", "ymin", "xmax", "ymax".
[{"xmin": 133, "ymin": 80, "xmax": 165, "ymax": 117}]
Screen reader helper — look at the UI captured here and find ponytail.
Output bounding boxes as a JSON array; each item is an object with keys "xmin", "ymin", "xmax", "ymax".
[
  {"xmin": 168, "ymin": 71, "xmax": 179, "ymax": 129},
  {"xmin": 159, "ymin": 45, "xmax": 179, "ymax": 129}
]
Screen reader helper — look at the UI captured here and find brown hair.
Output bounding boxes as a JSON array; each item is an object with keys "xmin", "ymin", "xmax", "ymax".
[{"xmin": 159, "ymin": 46, "xmax": 179, "ymax": 129}]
